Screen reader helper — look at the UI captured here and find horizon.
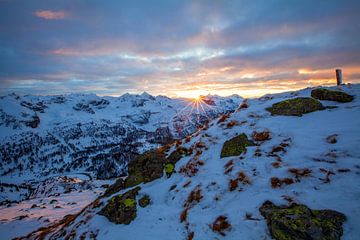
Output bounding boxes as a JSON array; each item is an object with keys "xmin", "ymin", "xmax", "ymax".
[{"xmin": 1, "ymin": 1, "xmax": 360, "ymax": 98}]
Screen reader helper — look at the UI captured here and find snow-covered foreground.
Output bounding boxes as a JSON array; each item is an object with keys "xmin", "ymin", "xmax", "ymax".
[{"xmin": 1, "ymin": 84, "xmax": 360, "ymax": 239}]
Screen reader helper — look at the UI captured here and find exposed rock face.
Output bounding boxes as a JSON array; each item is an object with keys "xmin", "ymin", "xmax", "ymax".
[
  {"xmin": 167, "ymin": 147, "xmax": 188, "ymax": 164},
  {"xmin": 266, "ymin": 97, "xmax": 325, "ymax": 116},
  {"xmin": 311, "ymin": 88, "xmax": 354, "ymax": 103},
  {"xmin": 103, "ymin": 178, "xmax": 125, "ymax": 198},
  {"xmin": 125, "ymin": 149, "xmax": 167, "ymax": 188},
  {"xmin": 99, "ymin": 186, "xmax": 141, "ymax": 224},
  {"xmin": 260, "ymin": 201, "xmax": 346, "ymax": 240},
  {"xmin": 220, "ymin": 134, "xmax": 255, "ymax": 158}
]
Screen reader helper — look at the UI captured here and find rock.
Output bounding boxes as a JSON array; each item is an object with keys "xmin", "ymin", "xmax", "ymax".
[
  {"xmin": 259, "ymin": 200, "xmax": 346, "ymax": 240},
  {"xmin": 103, "ymin": 178, "xmax": 125, "ymax": 197},
  {"xmin": 167, "ymin": 147, "xmax": 188, "ymax": 164},
  {"xmin": 99, "ymin": 186, "xmax": 140, "ymax": 224},
  {"xmin": 125, "ymin": 149, "xmax": 166, "ymax": 188},
  {"xmin": 220, "ymin": 133, "xmax": 255, "ymax": 158},
  {"xmin": 138, "ymin": 195, "xmax": 150, "ymax": 208},
  {"xmin": 326, "ymin": 134, "xmax": 338, "ymax": 144},
  {"xmin": 24, "ymin": 115, "xmax": 40, "ymax": 128},
  {"xmin": 311, "ymin": 88, "xmax": 354, "ymax": 103},
  {"xmin": 266, "ymin": 97, "xmax": 325, "ymax": 116}
]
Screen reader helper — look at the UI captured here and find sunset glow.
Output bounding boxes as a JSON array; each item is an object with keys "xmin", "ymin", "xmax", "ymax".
[{"xmin": 0, "ymin": 1, "xmax": 359, "ymax": 97}]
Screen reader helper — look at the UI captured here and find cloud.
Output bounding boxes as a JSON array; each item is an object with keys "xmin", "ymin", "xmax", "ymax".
[
  {"xmin": 34, "ymin": 10, "xmax": 67, "ymax": 20},
  {"xmin": 0, "ymin": 1, "xmax": 360, "ymax": 97}
]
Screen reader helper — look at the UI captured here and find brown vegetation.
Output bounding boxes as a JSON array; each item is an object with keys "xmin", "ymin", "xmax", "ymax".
[
  {"xmin": 210, "ymin": 216, "xmax": 232, "ymax": 236},
  {"xmin": 270, "ymin": 177, "xmax": 294, "ymax": 188}
]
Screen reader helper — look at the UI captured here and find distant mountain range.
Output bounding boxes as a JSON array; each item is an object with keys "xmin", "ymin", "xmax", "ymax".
[{"xmin": 0, "ymin": 92, "xmax": 243, "ymax": 180}]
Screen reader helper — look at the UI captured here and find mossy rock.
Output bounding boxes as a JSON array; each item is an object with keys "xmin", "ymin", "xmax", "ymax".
[
  {"xmin": 266, "ymin": 97, "xmax": 325, "ymax": 116},
  {"xmin": 125, "ymin": 149, "xmax": 166, "ymax": 188},
  {"xmin": 220, "ymin": 133, "xmax": 255, "ymax": 158},
  {"xmin": 138, "ymin": 195, "xmax": 151, "ymax": 208},
  {"xmin": 102, "ymin": 178, "xmax": 125, "ymax": 197},
  {"xmin": 167, "ymin": 147, "xmax": 188, "ymax": 164},
  {"xmin": 259, "ymin": 200, "xmax": 346, "ymax": 240},
  {"xmin": 99, "ymin": 186, "xmax": 141, "ymax": 224},
  {"xmin": 311, "ymin": 88, "xmax": 354, "ymax": 103}
]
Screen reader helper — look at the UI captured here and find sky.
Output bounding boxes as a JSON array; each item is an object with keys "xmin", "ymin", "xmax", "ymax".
[{"xmin": 0, "ymin": 0, "xmax": 360, "ymax": 98}]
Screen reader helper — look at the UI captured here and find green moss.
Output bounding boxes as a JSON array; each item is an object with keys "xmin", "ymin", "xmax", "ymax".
[
  {"xmin": 259, "ymin": 201, "xmax": 346, "ymax": 240},
  {"xmin": 266, "ymin": 97, "xmax": 325, "ymax": 116},
  {"xmin": 164, "ymin": 163, "xmax": 175, "ymax": 174},
  {"xmin": 220, "ymin": 133, "xmax": 255, "ymax": 158},
  {"xmin": 99, "ymin": 187, "xmax": 140, "ymax": 224},
  {"xmin": 311, "ymin": 88, "xmax": 354, "ymax": 102},
  {"xmin": 122, "ymin": 198, "xmax": 136, "ymax": 207}
]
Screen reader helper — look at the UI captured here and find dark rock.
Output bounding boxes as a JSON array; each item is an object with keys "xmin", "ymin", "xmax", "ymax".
[
  {"xmin": 99, "ymin": 186, "xmax": 140, "ymax": 224},
  {"xmin": 125, "ymin": 149, "xmax": 167, "ymax": 188},
  {"xmin": 326, "ymin": 134, "xmax": 338, "ymax": 144},
  {"xmin": 266, "ymin": 97, "xmax": 325, "ymax": 116},
  {"xmin": 103, "ymin": 178, "xmax": 125, "ymax": 198},
  {"xmin": 24, "ymin": 115, "xmax": 40, "ymax": 128},
  {"xmin": 220, "ymin": 133, "xmax": 255, "ymax": 158},
  {"xmin": 259, "ymin": 200, "xmax": 346, "ymax": 240},
  {"xmin": 167, "ymin": 147, "xmax": 188, "ymax": 164},
  {"xmin": 311, "ymin": 88, "xmax": 354, "ymax": 103},
  {"xmin": 138, "ymin": 195, "xmax": 150, "ymax": 208}
]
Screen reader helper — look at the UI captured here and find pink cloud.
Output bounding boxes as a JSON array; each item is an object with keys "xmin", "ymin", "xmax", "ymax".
[{"xmin": 34, "ymin": 10, "xmax": 67, "ymax": 20}]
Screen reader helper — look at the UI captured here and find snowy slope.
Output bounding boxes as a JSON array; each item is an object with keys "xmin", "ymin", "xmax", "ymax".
[{"xmin": 11, "ymin": 84, "xmax": 359, "ymax": 240}]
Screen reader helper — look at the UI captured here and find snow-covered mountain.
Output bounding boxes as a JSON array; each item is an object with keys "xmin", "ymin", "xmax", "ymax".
[
  {"xmin": 1, "ymin": 84, "xmax": 358, "ymax": 240},
  {"xmin": 0, "ymin": 92, "xmax": 242, "ymax": 195}
]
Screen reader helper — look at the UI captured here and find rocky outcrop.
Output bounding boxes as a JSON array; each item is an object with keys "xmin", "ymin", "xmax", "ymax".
[
  {"xmin": 220, "ymin": 134, "xmax": 255, "ymax": 158},
  {"xmin": 99, "ymin": 186, "xmax": 141, "ymax": 224},
  {"xmin": 260, "ymin": 201, "xmax": 346, "ymax": 240},
  {"xmin": 125, "ymin": 149, "xmax": 167, "ymax": 188},
  {"xmin": 311, "ymin": 88, "xmax": 354, "ymax": 103},
  {"xmin": 266, "ymin": 97, "xmax": 325, "ymax": 116}
]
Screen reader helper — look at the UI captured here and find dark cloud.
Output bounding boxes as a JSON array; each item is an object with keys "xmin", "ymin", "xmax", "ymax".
[{"xmin": 0, "ymin": 0, "xmax": 360, "ymax": 97}]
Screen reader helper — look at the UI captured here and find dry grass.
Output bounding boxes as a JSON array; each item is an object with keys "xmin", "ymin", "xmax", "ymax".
[
  {"xmin": 180, "ymin": 207, "xmax": 189, "ymax": 223},
  {"xmin": 252, "ymin": 130, "xmax": 271, "ymax": 141},
  {"xmin": 217, "ymin": 114, "xmax": 229, "ymax": 123},
  {"xmin": 210, "ymin": 215, "xmax": 231, "ymax": 236},
  {"xmin": 184, "ymin": 186, "xmax": 203, "ymax": 208},
  {"xmin": 226, "ymin": 120, "xmax": 238, "ymax": 128},
  {"xmin": 288, "ymin": 168, "xmax": 312, "ymax": 178},
  {"xmin": 270, "ymin": 177, "xmax": 294, "ymax": 188}
]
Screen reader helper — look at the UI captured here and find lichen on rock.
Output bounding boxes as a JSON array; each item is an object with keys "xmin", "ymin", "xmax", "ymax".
[
  {"xmin": 311, "ymin": 88, "xmax": 354, "ymax": 103},
  {"xmin": 99, "ymin": 186, "xmax": 141, "ymax": 224},
  {"xmin": 125, "ymin": 149, "xmax": 166, "ymax": 188},
  {"xmin": 259, "ymin": 200, "xmax": 346, "ymax": 240},
  {"xmin": 266, "ymin": 97, "xmax": 325, "ymax": 116},
  {"xmin": 220, "ymin": 133, "xmax": 255, "ymax": 158},
  {"xmin": 167, "ymin": 147, "xmax": 188, "ymax": 164}
]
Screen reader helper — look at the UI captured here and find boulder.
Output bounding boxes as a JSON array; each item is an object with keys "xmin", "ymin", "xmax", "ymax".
[
  {"xmin": 220, "ymin": 133, "xmax": 255, "ymax": 158},
  {"xmin": 311, "ymin": 88, "xmax": 354, "ymax": 103},
  {"xmin": 167, "ymin": 147, "xmax": 188, "ymax": 164},
  {"xmin": 260, "ymin": 200, "xmax": 346, "ymax": 240},
  {"xmin": 138, "ymin": 195, "xmax": 150, "ymax": 208},
  {"xmin": 125, "ymin": 149, "xmax": 166, "ymax": 188},
  {"xmin": 99, "ymin": 186, "xmax": 140, "ymax": 224},
  {"xmin": 266, "ymin": 98, "xmax": 325, "ymax": 116}
]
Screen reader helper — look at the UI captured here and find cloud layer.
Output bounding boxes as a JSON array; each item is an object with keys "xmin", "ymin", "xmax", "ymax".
[{"xmin": 1, "ymin": 0, "xmax": 360, "ymax": 97}]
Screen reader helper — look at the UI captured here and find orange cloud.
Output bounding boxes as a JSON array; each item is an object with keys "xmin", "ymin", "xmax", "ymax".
[{"xmin": 34, "ymin": 10, "xmax": 67, "ymax": 20}]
